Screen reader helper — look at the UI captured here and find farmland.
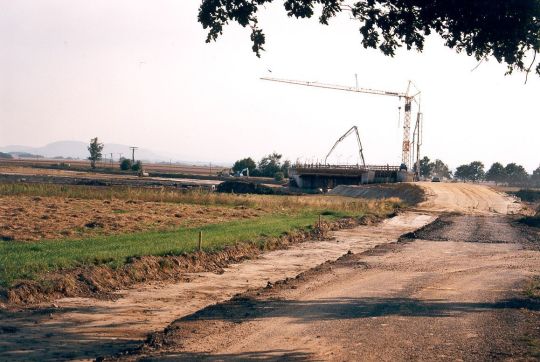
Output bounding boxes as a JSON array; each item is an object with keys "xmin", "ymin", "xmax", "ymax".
[{"xmin": 0, "ymin": 182, "xmax": 400, "ymax": 289}]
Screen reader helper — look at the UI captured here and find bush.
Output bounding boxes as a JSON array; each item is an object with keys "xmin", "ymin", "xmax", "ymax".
[
  {"xmin": 120, "ymin": 159, "xmax": 132, "ymax": 171},
  {"xmin": 519, "ymin": 214, "xmax": 540, "ymax": 228},
  {"xmin": 217, "ymin": 180, "xmax": 277, "ymax": 195},
  {"xmin": 274, "ymin": 171, "xmax": 285, "ymax": 182},
  {"xmin": 512, "ymin": 189, "xmax": 540, "ymax": 203},
  {"xmin": 132, "ymin": 160, "xmax": 143, "ymax": 172}
]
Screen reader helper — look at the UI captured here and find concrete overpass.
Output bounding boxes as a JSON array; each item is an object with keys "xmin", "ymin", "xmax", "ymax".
[{"xmin": 289, "ymin": 164, "xmax": 414, "ymax": 189}]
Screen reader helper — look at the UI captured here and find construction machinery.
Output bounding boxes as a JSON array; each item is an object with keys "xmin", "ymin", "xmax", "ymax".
[
  {"xmin": 260, "ymin": 76, "xmax": 423, "ymax": 178},
  {"xmin": 233, "ymin": 168, "xmax": 250, "ymax": 177},
  {"xmin": 325, "ymin": 126, "xmax": 366, "ymax": 167}
]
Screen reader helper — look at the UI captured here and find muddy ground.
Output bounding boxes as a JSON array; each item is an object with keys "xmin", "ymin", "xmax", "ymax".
[
  {"xmin": 0, "ymin": 195, "xmax": 263, "ymax": 241},
  {"xmin": 114, "ymin": 213, "xmax": 540, "ymax": 361}
]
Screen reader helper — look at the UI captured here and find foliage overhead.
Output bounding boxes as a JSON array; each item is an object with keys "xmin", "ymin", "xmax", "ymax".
[{"xmin": 198, "ymin": 0, "xmax": 540, "ymax": 77}]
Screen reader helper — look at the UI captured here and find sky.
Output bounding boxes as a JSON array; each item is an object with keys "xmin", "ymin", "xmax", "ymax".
[{"xmin": 1, "ymin": 1, "xmax": 539, "ymax": 171}]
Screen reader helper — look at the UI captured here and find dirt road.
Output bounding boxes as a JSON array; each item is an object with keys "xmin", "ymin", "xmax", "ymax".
[
  {"xmin": 2, "ymin": 182, "xmax": 539, "ymax": 361},
  {"xmin": 0, "ymin": 213, "xmax": 434, "ymax": 361},
  {"xmin": 110, "ymin": 183, "xmax": 540, "ymax": 361},
  {"xmin": 133, "ymin": 234, "xmax": 539, "ymax": 361},
  {"xmin": 417, "ymin": 182, "xmax": 523, "ymax": 215}
]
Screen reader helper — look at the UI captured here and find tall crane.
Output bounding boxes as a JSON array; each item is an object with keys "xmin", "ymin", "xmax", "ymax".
[
  {"xmin": 260, "ymin": 76, "xmax": 423, "ymax": 176},
  {"xmin": 325, "ymin": 126, "xmax": 366, "ymax": 167}
]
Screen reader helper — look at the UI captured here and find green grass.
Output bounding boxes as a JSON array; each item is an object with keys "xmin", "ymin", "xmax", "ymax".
[
  {"xmin": 0, "ymin": 182, "xmax": 400, "ymax": 288},
  {"xmin": 0, "ymin": 211, "xmax": 351, "ymax": 288}
]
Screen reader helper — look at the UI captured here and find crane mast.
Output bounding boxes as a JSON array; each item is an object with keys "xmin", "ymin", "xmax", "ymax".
[{"xmin": 260, "ymin": 76, "xmax": 421, "ymax": 175}]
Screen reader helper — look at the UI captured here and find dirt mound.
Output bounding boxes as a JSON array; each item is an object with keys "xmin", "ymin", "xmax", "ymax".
[
  {"xmin": 2, "ymin": 218, "xmax": 357, "ymax": 306},
  {"xmin": 329, "ymin": 183, "xmax": 424, "ymax": 205}
]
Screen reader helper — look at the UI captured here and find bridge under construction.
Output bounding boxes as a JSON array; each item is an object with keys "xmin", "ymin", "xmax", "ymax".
[
  {"xmin": 262, "ymin": 75, "xmax": 423, "ymax": 189},
  {"xmin": 289, "ymin": 164, "xmax": 413, "ymax": 190}
]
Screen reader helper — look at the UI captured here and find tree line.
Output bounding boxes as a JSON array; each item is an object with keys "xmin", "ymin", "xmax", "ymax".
[
  {"xmin": 232, "ymin": 153, "xmax": 291, "ymax": 181},
  {"xmin": 416, "ymin": 156, "xmax": 540, "ymax": 186}
]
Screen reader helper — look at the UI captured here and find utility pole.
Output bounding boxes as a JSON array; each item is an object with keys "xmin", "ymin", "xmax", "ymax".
[
  {"xmin": 129, "ymin": 146, "xmax": 138, "ymax": 164},
  {"xmin": 110, "ymin": 153, "xmax": 114, "ymax": 166}
]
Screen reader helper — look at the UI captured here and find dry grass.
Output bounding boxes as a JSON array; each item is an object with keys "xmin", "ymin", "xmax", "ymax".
[
  {"xmin": 0, "ymin": 183, "xmax": 400, "ymax": 214},
  {"xmin": 0, "ymin": 183, "xmax": 402, "ymax": 286},
  {"xmin": 0, "ymin": 195, "xmax": 264, "ymax": 242},
  {"xmin": 0, "ymin": 183, "xmax": 400, "ymax": 242}
]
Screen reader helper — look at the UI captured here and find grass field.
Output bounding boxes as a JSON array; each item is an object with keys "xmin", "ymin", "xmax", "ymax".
[
  {"xmin": 0, "ymin": 183, "xmax": 395, "ymax": 212},
  {"xmin": 0, "ymin": 212, "xmax": 343, "ymax": 287},
  {"xmin": 0, "ymin": 183, "xmax": 400, "ymax": 287}
]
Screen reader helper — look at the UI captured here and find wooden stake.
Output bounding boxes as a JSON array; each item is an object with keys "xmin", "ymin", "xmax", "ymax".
[
  {"xmin": 198, "ymin": 231, "xmax": 203, "ymax": 251},
  {"xmin": 318, "ymin": 214, "xmax": 322, "ymax": 229}
]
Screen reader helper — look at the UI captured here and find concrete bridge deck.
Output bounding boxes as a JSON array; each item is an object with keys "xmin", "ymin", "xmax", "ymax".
[{"xmin": 289, "ymin": 164, "xmax": 413, "ymax": 189}]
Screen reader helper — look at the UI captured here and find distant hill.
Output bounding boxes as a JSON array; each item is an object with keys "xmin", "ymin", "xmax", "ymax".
[{"xmin": 0, "ymin": 141, "xmax": 168, "ymax": 162}]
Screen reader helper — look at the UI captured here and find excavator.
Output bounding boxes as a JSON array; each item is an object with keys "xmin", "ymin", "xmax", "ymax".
[
  {"xmin": 325, "ymin": 126, "xmax": 366, "ymax": 167},
  {"xmin": 233, "ymin": 168, "xmax": 250, "ymax": 177}
]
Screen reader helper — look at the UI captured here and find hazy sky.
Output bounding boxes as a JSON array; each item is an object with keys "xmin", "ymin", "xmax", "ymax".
[{"xmin": 1, "ymin": 1, "xmax": 539, "ymax": 171}]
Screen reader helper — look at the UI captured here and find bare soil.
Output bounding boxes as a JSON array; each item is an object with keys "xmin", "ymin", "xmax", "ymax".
[
  {"xmin": 0, "ymin": 213, "xmax": 433, "ymax": 361},
  {"xmin": 330, "ymin": 183, "xmax": 425, "ymax": 206},
  {"xmin": 0, "ymin": 160, "xmax": 220, "ymax": 176},
  {"xmin": 115, "ymin": 214, "xmax": 540, "ymax": 361},
  {"xmin": 0, "ymin": 165, "xmax": 223, "ymax": 189},
  {"xmin": 417, "ymin": 181, "xmax": 524, "ymax": 215},
  {"xmin": 0, "ymin": 195, "xmax": 262, "ymax": 241},
  {"xmin": 2, "ymin": 181, "xmax": 537, "ymax": 361}
]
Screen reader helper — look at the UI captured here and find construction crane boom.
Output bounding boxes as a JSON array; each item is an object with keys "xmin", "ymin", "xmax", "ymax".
[
  {"xmin": 261, "ymin": 76, "xmax": 422, "ymax": 175},
  {"xmin": 325, "ymin": 126, "xmax": 366, "ymax": 167},
  {"xmin": 260, "ymin": 77, "xmax": 406, "ymax": 98}
]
